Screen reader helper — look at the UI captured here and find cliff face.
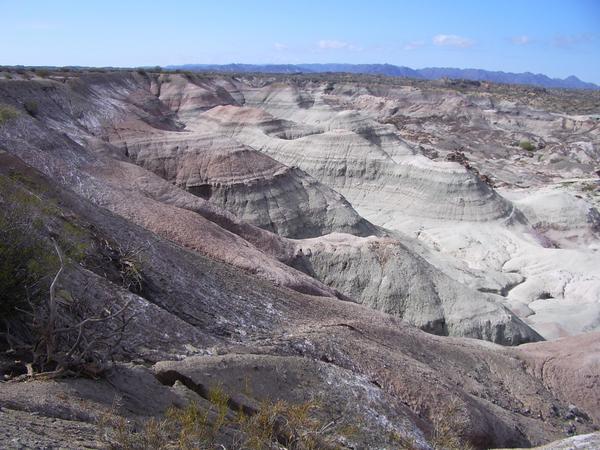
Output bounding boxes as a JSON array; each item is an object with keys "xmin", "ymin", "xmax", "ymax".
[{"xmin": 0, "ymin": 70, "xmax": 598, "ymax": 449}]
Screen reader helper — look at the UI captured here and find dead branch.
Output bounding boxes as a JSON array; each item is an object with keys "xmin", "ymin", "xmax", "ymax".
[{"xmin": 42, "ymin": 238, "xmax": 64, "ymax": 366}]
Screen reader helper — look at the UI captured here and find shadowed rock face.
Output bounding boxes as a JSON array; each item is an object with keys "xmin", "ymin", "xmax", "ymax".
[{"xmin": 0, "ymin": 71, "xmax": 599, "ymax": 449}]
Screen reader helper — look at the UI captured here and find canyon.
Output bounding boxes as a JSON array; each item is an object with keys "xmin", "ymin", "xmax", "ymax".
[{"xmin": 0, "ymin": 68, "xmax": 599, "ymax": 449}]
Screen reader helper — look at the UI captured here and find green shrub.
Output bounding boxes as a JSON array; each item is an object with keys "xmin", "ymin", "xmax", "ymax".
[
  {"xmin": 0, "ymin": 216, "xmax": 56, "ymax": 319},
  {"xmin": 0, "ymin": 104, "xmax": 19, "ymax": 125},
  {"xmin": 24, "ymin": 101, "xmax": 39, "ymax": 117},
  {"xmin": 519, "ymin": 140, "xmax": 535, "ymax": 152},
  {"xmin": 0, "ymin": 177, "xmax": 59, "ymax": 321},
  {"xmin": 0, "ymin": 174, "xmax": 133, "ymax": 378}
]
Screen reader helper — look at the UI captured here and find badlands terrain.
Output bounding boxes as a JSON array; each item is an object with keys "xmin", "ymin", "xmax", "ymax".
[{"xmin": 0, "ymin": 68, "xmax": 599, "ymax": 449}]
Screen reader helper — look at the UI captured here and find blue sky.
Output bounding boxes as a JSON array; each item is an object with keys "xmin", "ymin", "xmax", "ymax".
[{"xmin": 1, "ymin": 0, "xmax": 599, "ymax": 82}]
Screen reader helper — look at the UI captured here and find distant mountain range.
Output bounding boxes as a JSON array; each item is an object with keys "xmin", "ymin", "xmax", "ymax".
[{"xmin": 166, "ymin": 63, "xmax": 599, "ymax": 90}]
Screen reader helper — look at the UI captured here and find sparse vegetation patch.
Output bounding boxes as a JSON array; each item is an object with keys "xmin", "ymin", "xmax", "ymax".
[
  {"xmin": 0, "ymin": 104, "xmax": 19, "ymax": 125},
  {"xmin": 0, "ymin": 174, "xmax": 134, "ymax": 379},
  {"xmin": 24, "ymin": 100, "xmax": 39, "ymax": 117},
  {"xmin": 519, "ymin": 140, "xmax": 536, "ymax": 152},
  {"xmin": 101, "ymin": 387, "xmax": 346, "ymax": 450}
]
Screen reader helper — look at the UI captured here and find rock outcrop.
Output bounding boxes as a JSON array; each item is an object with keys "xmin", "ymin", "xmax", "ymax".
[
  {"xmin": 109, "ymin": 127, "xmax": 378, "ymax": 238},
  {"xmin": 291, "ymin": 233, "xmax": 541, "ymax": 344}
]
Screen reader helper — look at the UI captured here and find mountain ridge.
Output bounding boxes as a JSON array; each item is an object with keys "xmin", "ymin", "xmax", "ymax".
[{"xmin": 166, "ymin": 63, "xmax": 599, "ymax": 90}]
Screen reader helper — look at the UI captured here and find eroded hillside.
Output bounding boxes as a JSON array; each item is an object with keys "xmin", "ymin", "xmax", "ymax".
[{"xmin": 0, "ymin": 69, "xmax": 599, "ymax": 449}]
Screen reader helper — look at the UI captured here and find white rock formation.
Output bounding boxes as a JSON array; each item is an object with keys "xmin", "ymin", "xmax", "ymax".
[{"xmin": 190, "ymin": 79, "xmax": 600, "ymax": 340}]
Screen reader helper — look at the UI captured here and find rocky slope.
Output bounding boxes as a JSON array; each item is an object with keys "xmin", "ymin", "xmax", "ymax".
[
  {"xmin": 0, "ymin": 71, "xmax": 539, "ymax": 343},
  {"xmin": 110, "ymin": 126, "xmax": 377, "ymax": 239},
  {"xmin": 189, "ymin": 74, "xmax": 600, "ymax": 340},
  {"xmin": 0, "ymin": 69, "xmax": 599, "ymax": 449}
]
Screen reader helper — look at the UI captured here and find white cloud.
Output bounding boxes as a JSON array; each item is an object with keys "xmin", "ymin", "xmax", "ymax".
[
  {"xmin": 318, "ymin": 39, "xmax": 350, "ymax": 49},
  {"xmin": 553, "ymin": 33, "xmax": 594, "ymax": 48},
  {"xmin": 511, "ymin": 35, "xmax": 531, "ymax": 45},
  {"xmin": 432, "ymin": 34, "xmax": 474, "ymax": 48},
  {"xmin": 317, "ymin": 40, "xmax": 362, "ymax": 51},
  {"xmin": 403, "ymin": 40, "xmax": 425, "ymax": 51},
  {"xmin": 273, "ymin": 43, "xmax": 288, "ymax": 50}
]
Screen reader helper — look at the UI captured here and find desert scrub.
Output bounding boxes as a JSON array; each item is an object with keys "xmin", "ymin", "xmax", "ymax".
[
  {"xmin": 519, "ymin": 140, "xmax": 535, "ymax": 152},
  {"xmin": 0, "ymin": 104, "xmax": 19, "ymax": 125},
  {"xmin": 115, "ymin": 243, "xmax": 145, "ymax": 293},
  {"xmin": 429, "ymin": 395, "xmax": 474, "ymax": 450},
  {"xmin": 104, "ymin": 415, "xmax": 171, "ymax": 450},
  {"xmin": 102, "ymin": 386, "xmax": 346, "ymax": 449},
  {"xmin": 24, "ymin": 100, "xmax": 39, "ymax": 117},
  {"xmin": 59, "ymin": 220, "xmax": 91, "ymax": 264},
  {"xmin": 34, "ymin": 69, "xmax": 50, "ymax": 78},
  {"xmin": 0, "ymin": 174, "xmax": 134, "ymax": 378},
  {"xmin": 0, "ymin": 175, "xmax": 59, "ymax": 319},
  {"xmin": 5, "ymin": 170, "xmax": 93, "ymax": 266},
  {"xmin": 0, "ymin": 212, "xmax": 58, "ymax": 318}
]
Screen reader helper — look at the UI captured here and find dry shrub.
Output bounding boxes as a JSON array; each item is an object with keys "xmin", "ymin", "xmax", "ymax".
[
  {"xmin": 116, "ymin": 243, "xmax": 145, "ymax": 293},
  {"xmin": 102, "ymin": 385, "xmax": 344, "ymax": 450},
  {"xmin": 97, "ymin": 395, "xmax": 169, "ymax": 450},
  {"xmin": 0, "ymin": 175, "xmax": 134, "ymax": 378},
  {"xmin": 24, "ymin": 100, "xmax": 39, "ymax": 117},
  {"xmin": 430, "ymin": 395, "xmax": 474, "ymax": 450},
  {"xmin": 0, "ymin": 104, "xmax": 19, "ymax": 124}
]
